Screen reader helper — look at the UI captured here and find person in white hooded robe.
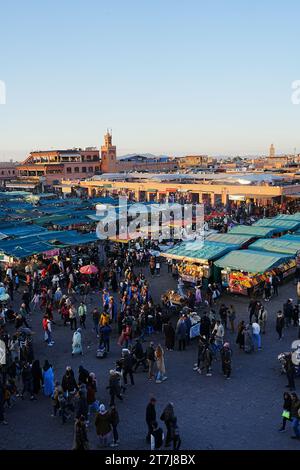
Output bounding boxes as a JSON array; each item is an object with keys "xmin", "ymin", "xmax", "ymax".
[{"xmin": 72, "ymin": 328, "xmax": 83, "ymax": 356}]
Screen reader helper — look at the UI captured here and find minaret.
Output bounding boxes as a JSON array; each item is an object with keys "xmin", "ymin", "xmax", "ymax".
[
  {"xmin": 101, "ymin": 129, "xmax": 117, "ymax": 173},
  {"xmin": 269, "ymin": 144, "xmax": 275, "ymax": 158}
]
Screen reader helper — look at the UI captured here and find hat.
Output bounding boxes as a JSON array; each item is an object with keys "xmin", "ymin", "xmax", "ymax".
[{"xmin": 99, "ymin": 404, "xmax": 106, "ymax": 414}]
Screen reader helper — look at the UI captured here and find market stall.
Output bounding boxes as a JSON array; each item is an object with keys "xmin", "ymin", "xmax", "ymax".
[
  {"xmin": 249, "ymin": 239, "xmax": 300, "ymax": 266},
  {"xmin": 214, "ymin": 249, "xmax": 295, "ymax": 296}
]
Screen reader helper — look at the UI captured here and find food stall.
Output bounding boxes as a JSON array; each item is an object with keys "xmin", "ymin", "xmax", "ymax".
[
  {"xmin": 214, "ymin": 249, "xmax": 295, "ymax": 296},
  {"xmin": 161, "ymin": 240, "xmax": 236, "ymax": 286}
]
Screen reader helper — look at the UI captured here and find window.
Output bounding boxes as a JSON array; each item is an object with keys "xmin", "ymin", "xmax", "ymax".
[
  {"xmin": 88, "ymin": 166, "xmax": 93, "ymax": 172},
  {"xmin": 95, "ymin": 166, "xmax": 100, "ymax": 172},
  {"xmin": 66, "ymin": 167, "xmax": 72, "ymax": 173},
  {"xmin": 82, "ymin": 167, "xmax": 87, "ymax": 173},
  {"xmin": 74, "ymin": 167, "xmax": 79, "ymax": 173},
  {"xmin": 1, "ymin": 171, "xmax": 3, "ymax": 175},
  {"xmin": 12, "ymin": 171, "xmax": 15, "ymax": 174},
  {"xmin": 8, "ymin": 170, "xmax": 10, "ymax": 174}
]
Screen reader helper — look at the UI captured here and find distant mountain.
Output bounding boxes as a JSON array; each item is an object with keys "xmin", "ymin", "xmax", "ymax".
[{"xmin": 117, "ymin": 153, "xmax": 170, "ymax": 160}]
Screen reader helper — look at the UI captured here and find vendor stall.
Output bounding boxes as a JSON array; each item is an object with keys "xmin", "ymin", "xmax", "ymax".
[
  {"xmin": 249, "ymin": 239, "xmax": 300, "ymax": 265},
  {"xmin": 162, "ymin": 241, "xmax": 236, "ymax": 286},
  {"xmin": 214, "ymin": 249, "xmax": 295, "ymax": 296}
]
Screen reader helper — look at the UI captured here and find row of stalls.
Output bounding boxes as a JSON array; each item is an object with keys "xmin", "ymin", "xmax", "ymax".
[{"xmin": 162, "ymin": 212, "xmax": 300, "ymax": 296}]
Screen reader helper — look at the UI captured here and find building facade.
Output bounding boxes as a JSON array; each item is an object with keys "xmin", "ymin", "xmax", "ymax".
[{"xmin": 17, "ymin": 148, "xmax": 100, "ymax": 186}]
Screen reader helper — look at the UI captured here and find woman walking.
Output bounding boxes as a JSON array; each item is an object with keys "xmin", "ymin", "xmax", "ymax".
[
  {"xmin": 95, "ymin": 404, "xmax": 112, "ymax": 447},
  {"xmin": 31, "ymin": 360, "xmax": 43, "ymax": 396},
  {"xmin": 155, "ymin": 344, "xmax": 167, "ymax": 384},
  {"xmin": 72, "ymin": 329, "xmax": 83, "ymax": 356},
  {"xmin": 243, "ymin": 324, "xmax": 254, "ymax": 353},
  {"xmin": 236, "ymin": 321, "xmax": 245, "ymax": 349},
  {"xmin": 276, "ymin": 311, "xmax": 285, "ymax": 340},
  {"xmin": 72, "ymin": 415, "xmax": 89, "ymax": 450},
  {"xmin": 278, "ymin": 392, "xmax": 292, "ymax": 432},
  {"xmin": 163, "ymin": 321, "xmax": 175, "ymax": 351}
]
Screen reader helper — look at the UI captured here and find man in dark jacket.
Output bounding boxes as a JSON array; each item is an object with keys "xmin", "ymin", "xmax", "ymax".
[
  {"xmin": 0, "ymin": 379, "xmax": 8, "ymax": 425},
  {"xmin": 62, "ymin": 367, "xmax": 78, "ymax": 393},
  {"xmin": 200, "ymin": 314, "xmax": 211, "ymax": 339},
  {"xmin": 78, "ymin": 365, "xmax": 90, "ymax": 386},
  {"xmin": 122, "ymin": 350, "xmax": 135, "ymax": 385},
  {"xmin": 99, "ymin": 324, "xmax": 112, "ymax": 352},
  {"xmin": 160, "ymin": 402, "xmax": 175, "ymax": 448},
  {"xmin": 133, "ymin": 339, "xmax": 147, "ymax": 372},
  {"xmin": 176, "ymin": 317, "xmax": 187, "ymax": 351},
  {"xmin": 290, "ymin": 393, "xmax": 300, "ymax": 439},
  {"xmin": 220, "ymin": 343, "xmax": 232, "ymax": 379},
  {"xmin": 146, "ymin": 342, "xmax": 156, "ymax": 380},
  {"xmin": 146, "ymin": 397, "xmax": 156, "ymax": 442}
]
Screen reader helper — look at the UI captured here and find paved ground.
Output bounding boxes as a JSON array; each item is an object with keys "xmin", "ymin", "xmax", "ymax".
[{"xmin": 1, "ymin": 262, "xmax": 300, "ymax": 450}]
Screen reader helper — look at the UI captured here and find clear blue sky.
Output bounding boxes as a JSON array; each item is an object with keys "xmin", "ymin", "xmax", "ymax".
[{"xmin": 1, "ymin": 0, "xmax": 300, "ymax": 159}]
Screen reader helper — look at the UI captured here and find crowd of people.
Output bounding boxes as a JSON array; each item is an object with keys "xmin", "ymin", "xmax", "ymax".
[{"xmin": 0, "ymin": 206, "xmax": 300, "ymax": 448}]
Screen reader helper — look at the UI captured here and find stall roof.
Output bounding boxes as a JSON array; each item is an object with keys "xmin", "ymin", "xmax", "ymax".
[
  {"xmin": 0, "ymin": 229, "xmax": 99, "ymax": 258},
  {"xmin": 161, "ymin": 241, "xmax": 236, "ymax": 263},
  {"xmin": 249, "ymin": 238, "xmax": 300, "ymax": 256},
  {"xmin": 273, "ymin": 213, "xmax": 300, "ymax": 222},
  {"xmin": 252, "ymin": 218, "xmax": 300, "ymax": 231},
  {"xmin": 0, "ymin": 224, "xmax": 47, "ymax": 238},
  {"xmin": 53, "ymin": 217, "xmax": 94, "ymax": 227},
  {"xmin": 228, "ymin": 225, "xmax": 277, "ymax": 238},
  {"xmin": 214, "ymin": 249, "xmax": 292, "ymax": 273},
  {"xmin": 0, "ymin": 240, "xmax": 56, "ymax": 259},
  {"xmin": 281, "ymin": 234, "xmax": 300, "ymax": 242},
  {"xmin": 205, "ymin": 233, "xmax": 253, "ymax": 247}
]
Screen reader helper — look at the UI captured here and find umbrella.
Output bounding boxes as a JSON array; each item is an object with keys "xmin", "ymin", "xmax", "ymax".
[{"xmin": 80, "ymin": 264, "xmax": 99, "ymax": 275}]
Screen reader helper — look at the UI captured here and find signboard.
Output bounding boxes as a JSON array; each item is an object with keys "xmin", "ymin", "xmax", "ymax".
[
  {"xmin": 44, "ymin": 249, "xmax": 60, "ymax": 258},
  {"xmin": 62, "ymin": 186, "xmax": 72, "ymax": 193}
]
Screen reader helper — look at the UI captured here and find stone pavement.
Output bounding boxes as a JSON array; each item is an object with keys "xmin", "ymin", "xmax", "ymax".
[{"xmin": 1, "ymin": 262, "xmax": 300, "ymax": 450}]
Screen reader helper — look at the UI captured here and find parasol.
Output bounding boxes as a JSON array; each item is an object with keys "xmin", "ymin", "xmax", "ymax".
[{"xmin": 80, "ymin": 264, "xmax": 99, "ymax": 275}]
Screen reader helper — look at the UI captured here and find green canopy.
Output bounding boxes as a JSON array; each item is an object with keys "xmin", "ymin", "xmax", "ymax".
[
  {"xmin": 161, "ymin": 241, "xmax": 236, "ymax": 263},
  {"xmin": 253, "ymin": 218, "xmax": 300, "ymax": 231},
  {"xmin": 214, "ymin": 249, "xmax": 292, "ymax": 273},
  {"xmin": 205, "ymin": 233, "xmax": 253, "ymax": 247},
  {"xmin": 228, "ymin": 225, "xmax": 277, "ymax": 238},
  {"xmin": 249, "ymin": 238, "xmax": 300, "ymax": 256}
]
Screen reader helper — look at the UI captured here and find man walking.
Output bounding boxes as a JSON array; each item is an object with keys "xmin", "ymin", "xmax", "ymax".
[{"xmin": 146, "ymin": 397, "xmax": 156, "ymax": 443}]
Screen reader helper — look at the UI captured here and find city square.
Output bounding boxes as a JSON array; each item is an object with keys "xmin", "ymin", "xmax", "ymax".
[{"xmin": 1, "ymin": 0, "xmax": 300, "ymax": 458}]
